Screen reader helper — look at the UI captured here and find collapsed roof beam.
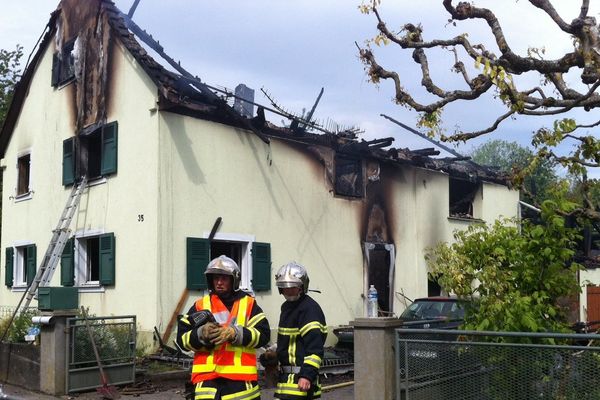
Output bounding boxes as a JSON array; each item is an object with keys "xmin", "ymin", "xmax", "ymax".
[
  {"xmin": 297, "ymin": 87, "xmax": 324, "ymax": 132},
  {"xmin": 411, "ymin": 148, "xmax": 440, "ymax": 156},
  {"xmin": 380, "ymin": 114, "xmax": 466, "ymax": 160},
  {"xmin": 366, "ymin": 137, "xmax": 394, "ymax": 148},
  {"xmin": 127, "ymin": 0, "xmax": 142, "ymax": 18}
]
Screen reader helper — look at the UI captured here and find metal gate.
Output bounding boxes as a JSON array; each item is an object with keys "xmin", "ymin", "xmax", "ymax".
[{"xmin": 66, "ymin": 314, "xmax": 136, "ymax": 393}]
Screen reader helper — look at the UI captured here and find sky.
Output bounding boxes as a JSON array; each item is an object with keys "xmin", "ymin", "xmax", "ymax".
[{"xmin": 1, "ymin": 0, "xmax": 598, "ymax": 163}]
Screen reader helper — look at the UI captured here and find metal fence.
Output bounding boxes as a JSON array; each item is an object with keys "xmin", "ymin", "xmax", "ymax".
[
  {"xmin": 66, "ymin": 314, "xmax": 136, "ymax": 393},
  {"xmin": 396, "ymin": 328, "xmax": 600, "ymax": 400}
]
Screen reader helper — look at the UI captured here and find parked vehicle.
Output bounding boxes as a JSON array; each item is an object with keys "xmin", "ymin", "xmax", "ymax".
[
  {"xmin": 398, "ymin": 296, "xmax": 466, "ymax": 329},
  {"xmin": 332, "ymin": 297, "xmax": 467, "ymax": 347}
]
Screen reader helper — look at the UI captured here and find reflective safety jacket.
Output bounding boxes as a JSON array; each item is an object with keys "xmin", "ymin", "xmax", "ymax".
[
  {"xmin": 275, "ymin": 294, "xmax": 327, "ymax": 399},
  {"xmin": 176, "ymin": 291, "xmax": 270, "ymax": 384}
]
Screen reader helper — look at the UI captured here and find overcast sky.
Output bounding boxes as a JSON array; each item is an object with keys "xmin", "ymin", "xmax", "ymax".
[{"xmin": 1, "ymin": 1, "xmax": 598, "ymax": 162}]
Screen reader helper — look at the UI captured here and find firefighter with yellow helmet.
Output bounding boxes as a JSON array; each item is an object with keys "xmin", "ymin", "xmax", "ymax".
[
  {"xmin": 273, "ymin": 262, "xmax": 327, "ymax": 400},
  {"xmin": 176, "ymin": 255, "xmax": 270, "ymax": 400}
]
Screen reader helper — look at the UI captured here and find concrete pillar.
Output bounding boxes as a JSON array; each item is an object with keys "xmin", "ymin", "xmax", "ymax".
[
  {"xmin": 352, "ymin": 317, "xmax": 405, "ymax": 400},
  {"xmin": 38, "ymin": 310, "xmax": 77, "ymax": 395}
]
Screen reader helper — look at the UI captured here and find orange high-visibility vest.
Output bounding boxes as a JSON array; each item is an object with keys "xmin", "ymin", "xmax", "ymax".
[{"xmin": 191, "ymin": 294, "xmax": 258, "ymax": 383}]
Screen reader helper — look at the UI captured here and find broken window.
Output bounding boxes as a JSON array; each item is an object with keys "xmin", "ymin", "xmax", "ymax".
[
  {"xmin": 51, "ymin": 37, "xmax": 76, "ymax": 87},
  {"xmin": 62, "ymin": 121, "xmax": 118, "ymax": 185},
  {"xmin": 17, "ymin": 153, "xmax": 31, "ymax": 197},
  {"xmin": 186, "ymin": 236, "xmax": 271, "ymax": 292},
  {"xmin": 428, "ymin": 278, "xmax": 442, "ymax": 297},
  {"xmin": 449, "ymin": 177, "xmax": 480, "ymax": 218},
  {"xmin": 335, "ymin": 155, "xmax": 364, "ymax": 198}
]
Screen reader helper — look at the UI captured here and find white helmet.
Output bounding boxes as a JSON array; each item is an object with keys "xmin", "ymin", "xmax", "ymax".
[
  {"xmin": 205, "ymin": 255, "xmax": 241, "ymax": 291},
  {"xmin": 275, "ymin": 262, "xmax": 309, "ymax": 294}
]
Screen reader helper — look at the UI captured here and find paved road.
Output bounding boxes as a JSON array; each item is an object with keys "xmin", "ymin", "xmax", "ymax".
[{"xmin": 0, "ymin": 382, "xmax": 354, "ymax": 399}]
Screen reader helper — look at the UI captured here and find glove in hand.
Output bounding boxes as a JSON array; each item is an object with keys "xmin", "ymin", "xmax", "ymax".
[
  {"xmin": 199, "ymin": 322, "xmax": 221, "ymax": 342},
  {"xmin": 211, "ymin": 326, "xmax": 237, "ymax": 346}
]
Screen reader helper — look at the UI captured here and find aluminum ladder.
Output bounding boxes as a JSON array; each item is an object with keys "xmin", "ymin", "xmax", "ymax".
[{"xmin": 0, "ymin": 176, "xmax": 87, "ymax": 342}]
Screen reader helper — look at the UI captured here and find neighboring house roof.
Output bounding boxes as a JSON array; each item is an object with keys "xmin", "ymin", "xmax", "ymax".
[{"xmin": 0, "ymin": 0, "xmax": 510, "ymax": 186}]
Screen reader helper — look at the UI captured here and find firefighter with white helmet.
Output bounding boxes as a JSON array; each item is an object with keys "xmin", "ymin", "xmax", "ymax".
[
  {"xmin": 273, "ymin": 262, "xmax": 327, "ymax": 400},
  {"xmin": 177, "ymin": 255, "xmax": 270, "ymax": 400}
]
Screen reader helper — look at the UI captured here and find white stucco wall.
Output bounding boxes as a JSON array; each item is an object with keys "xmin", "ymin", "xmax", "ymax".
[
  {"xmin": 155, "ymin": 113, "xmax": 521, "ymax": 341},
  {"xmin": 156, "ymin": 115, "xmax": 366, "ymax": 341},
  {"xmin": 0, "ymin": 39, "xmax": 162, "ymax": 341}
]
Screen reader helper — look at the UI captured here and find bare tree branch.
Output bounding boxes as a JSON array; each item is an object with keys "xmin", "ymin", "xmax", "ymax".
[
  {"xmin": 448, "ymin": 110, "xmax": 516, "ymax": 141},
  {"xmin": 528, "ymin": 0, "xmax": 575, "ymax": 34},
  {"xmin": 359, "ymin": 1, "xmax": 600, "ymax": 139}
]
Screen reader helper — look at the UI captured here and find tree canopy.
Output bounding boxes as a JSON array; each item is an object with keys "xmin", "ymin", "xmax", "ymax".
[
  {"xmin": 469, "ymin": 139, "xmax": 558, "ymax": 205},
  {"xmin": 359, "ymin": 1, "xmax": 600, "ymax": 220},
  {"xmin": 0, "ymin": 45, "xmax": 23, "ymax": 243},
  {"xmin": 0, "ymin": 45, "xmax": 23, "ymax": 128}
]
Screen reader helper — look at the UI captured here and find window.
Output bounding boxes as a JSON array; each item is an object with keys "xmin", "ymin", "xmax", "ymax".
[
  {"xmin": 4, "ymin": 244, "xmax": 36, "ymax": 288},
  {"xmin": 51, "ymin": 37, "xmax": 76, "ymax": 87},
  {"xmin": 63, "ymin": 122, "xmax": 118, "ymax": 185},
  {"xmin": 186, "ymin": 235, "xmax": 271, "ymax": 292},
  {"xmin": 61, "ymin": 233, "xmax": 115, "ymax": 287},
  {"xmin": 449, "ymin": 177, "xmax": 480, "ymax": 218},
  {"xmin": 335, "ymin": 155, "xmax": 364, "ymax": 198},
  {"xmin": 17, "ymin": 153, "xmax": 31, "ymax": 197}
]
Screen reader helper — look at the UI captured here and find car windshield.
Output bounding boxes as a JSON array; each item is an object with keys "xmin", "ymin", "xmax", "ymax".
[{"xmin": 400, "ymin": 299, "xmax": 465, "ymax": 321}]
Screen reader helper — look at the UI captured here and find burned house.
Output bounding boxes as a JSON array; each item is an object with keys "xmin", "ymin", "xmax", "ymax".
[{"xmin": 0, "ymin": 0, "xmax": 519, "ymax": 347}]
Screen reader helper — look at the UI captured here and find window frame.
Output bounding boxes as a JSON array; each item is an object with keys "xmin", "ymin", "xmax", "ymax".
[
  {"xmin": 203, "ymin": 232, "xmax": 255, "ymax": 291},
  {"xmin": 71, "ymin": 229, "xmax": 114, "ymax": 292},
  {"xmin": 448, "ymin": 177, "xmax": 482, "ymax": 219},
  {"xmin": 15, "ymin": 150, "xmax": 32, "ymax": 201},
  {"xmin": 52, "ymin": 37, "xmax": 76, "ymax": 87},
  {"xmin": 334, "ymin": 154, "xmax": 364, "ymax": 198},
  {"xmin": 10, "ymin": 241, "xmax": 36, "ymax": 290},
  {"xmin": 63, "ymin": 121, "xmax": 118, "ymax": 186}
]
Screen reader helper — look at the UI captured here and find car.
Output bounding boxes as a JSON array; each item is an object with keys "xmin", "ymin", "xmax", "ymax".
[{"xmin": 398, "ymin": 296, "xmax": 466, "ymax": 330}]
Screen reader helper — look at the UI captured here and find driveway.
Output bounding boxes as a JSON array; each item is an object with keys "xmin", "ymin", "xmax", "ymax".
[{"xmin": 0, "ymin": 382, "xmax": 354, "ymax": 399}]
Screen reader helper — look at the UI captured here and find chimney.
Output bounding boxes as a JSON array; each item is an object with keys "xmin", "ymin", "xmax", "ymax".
[{"xmin": 234, "ymin": 84, "xmax": 255, "ymax": 118}]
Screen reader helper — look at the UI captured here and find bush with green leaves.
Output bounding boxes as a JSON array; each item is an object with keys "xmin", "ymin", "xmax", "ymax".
[
  {"xmin": 73, "ymin": 309, "xmax": 135, "ymax": 367},
  {"xmin": 0, "ymin": 309, "xmax": 39, "ymax": 342},
  {"xmin": 426, "ymin": 193, "xmax": 582, "ymax": 336}
]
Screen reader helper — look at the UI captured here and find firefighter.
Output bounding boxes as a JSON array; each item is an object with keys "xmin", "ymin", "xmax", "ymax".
[
  {"xmin": 273, "ymin": 262, "xmax": 327, "ymax": 400},
  {"xmin": 176, "ymin": 255, "xmax": 270, "ymax": 400}
]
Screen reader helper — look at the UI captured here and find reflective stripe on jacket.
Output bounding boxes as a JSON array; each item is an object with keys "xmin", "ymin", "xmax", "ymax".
[{"xmin": 191, "ymin": 293, "xmax": 258, "ymax": 383}]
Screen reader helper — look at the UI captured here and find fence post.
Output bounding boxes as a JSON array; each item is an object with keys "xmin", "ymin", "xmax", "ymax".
[
  {"xmin": 351, "ymin": 317, "xmax": 405, "ymax": 400},
  {"xmin": 38, "ymin": 310, "xmax": 77, "ymax": 395}
]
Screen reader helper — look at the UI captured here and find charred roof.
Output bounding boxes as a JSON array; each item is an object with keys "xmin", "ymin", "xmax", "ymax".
[{"xmin": 0, "ymin": 0, "xmax": 510, "ymax": 186}]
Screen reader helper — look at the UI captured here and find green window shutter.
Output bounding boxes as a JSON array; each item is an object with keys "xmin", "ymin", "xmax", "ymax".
[
  {"xmin": 100, "ymin": 122, "xmax": 118, "ymax": 176},
  {"xmin": 51, "ymin": 52, "xmax": 60, "ymax": 87},
  {"xmin": 61, "ymin": 238, "xmax": 75, "ymax": 286},
  {"xmin": 26, "ymin": 244, "xmax": 37, "ymax": 287},
  {"xmin": 187, "ymin": 238, "xmax": 210, "ymax": 290},
  {"xmin": 99, "ymin": 233, "xmax": 115, "ymax": 286},
  {"xmin": 5, "ymin": 248, "xmax": 14, "ymax": 288},
  {"xmin": 62, "ymin": 137, "xmax": 75, "ymax": 186},
  {"xmin": 252, "ymin": 242, "xmax": 271, "ymax": 292}
]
